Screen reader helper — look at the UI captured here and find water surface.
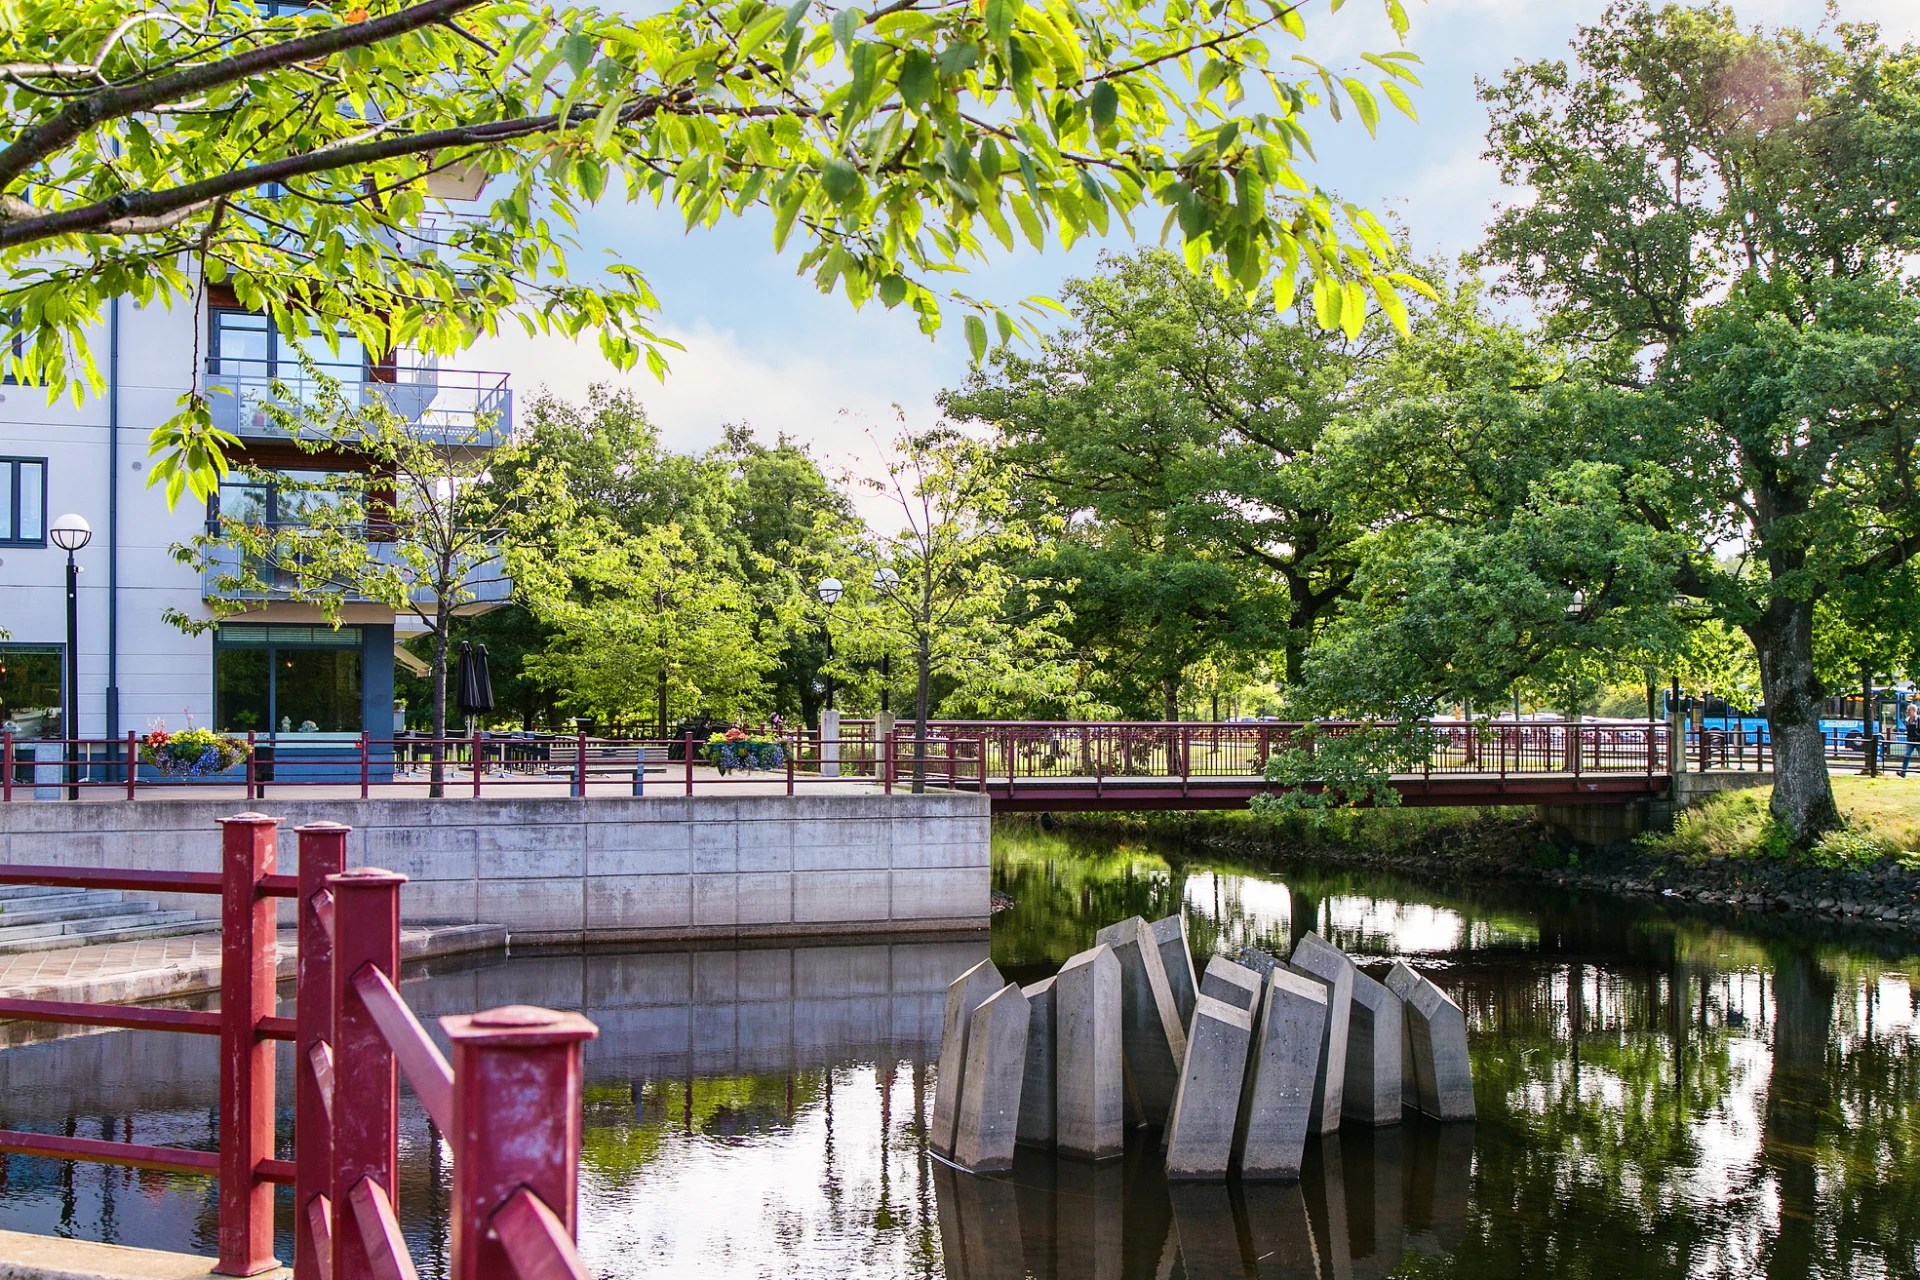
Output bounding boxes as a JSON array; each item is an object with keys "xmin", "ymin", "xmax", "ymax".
[{"xmin": 0, "ymin": 825, "xmax": 1916, "ymax": 1278}]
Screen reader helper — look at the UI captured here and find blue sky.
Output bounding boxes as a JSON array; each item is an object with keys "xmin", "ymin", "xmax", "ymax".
[{"xmin": 469, "ymin": 0, "xmax": 1920, "ymax": 491}]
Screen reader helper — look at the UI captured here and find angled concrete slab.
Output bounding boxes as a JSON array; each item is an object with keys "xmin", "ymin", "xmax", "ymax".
[
  {"xmin": 1150, "ymin": 913, "xmax": 1198, "ymax": 1031},
  {"xmin": 1164, "ymin": 993, "xmax": 1253, "ymax": 1181},
  {"xmin": 1018, "ymin": 975, "xmax": 1057, "ymax": 1148},
  {"xmin": 1198, "ymin": 954, "xmax": 1262, "ymax": 1013},
  {"xmin": 931, "ymin": 957, "xmax": 1005, "ymax": 1156},
  {"xmin": 1387, "ymin": 962, "xmax": 1474, "ymax": 1121},
  {"xmin": 954, "ymin": 982, "xmax": 1031, "ymax": 1172},
  {"xmin": 1288, "ymin": 933, "xmax": 1355, "ymax": 1134},
  {"xmin": 1344, "ymin": 968, "xmax": 1405, "ymax": 1126},
  {"xmin": 1235, "ymin": 965, "xmax": 1328, "ymax": 1181},
  {"xmin": 1092, "ymin": 915, "xmax": 1186, "ymax": 1128},
  {"xmin": 1054, "ymin": 943, "xmax": 1125, "ymax": 1161}
]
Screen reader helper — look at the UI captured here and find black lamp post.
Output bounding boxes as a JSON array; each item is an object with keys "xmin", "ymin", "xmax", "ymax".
[
  {"xmin": 49, "ymin": 513, "xmax": 92, "ymax": 799},
  {"xmin": 871, "ymin": 567, "xmax": 899, "ymax": 714},
  {"xmin": 816, "ymin": 577, "xmax": 843, "ymax": 711}
]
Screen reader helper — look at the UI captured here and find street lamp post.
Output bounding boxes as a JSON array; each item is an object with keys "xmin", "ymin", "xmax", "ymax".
[
  {"xmin": 49, "ymin": 514, "xmax": 93, "ymax": 799},
  {"xmin": 815, "ymin": 578, "xmax": 843, "ymax": 778},
  {"xmin": 816, "ymin": 577, "xmax": 843, "ymax": 710}
]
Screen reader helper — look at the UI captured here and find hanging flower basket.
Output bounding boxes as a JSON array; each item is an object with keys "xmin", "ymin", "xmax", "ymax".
[
  {"xmin": 700, "ymin": 729, "xmax": 785, "ymax": 775},
  {"xmin": 139, "ymin": 727, "xmax": 250, "ymax": 777}
]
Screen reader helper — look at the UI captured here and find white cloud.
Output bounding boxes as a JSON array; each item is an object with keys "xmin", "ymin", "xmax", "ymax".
[{"xmin": 468, "ymin": 319, "xmax": 956, "ymax": 523}]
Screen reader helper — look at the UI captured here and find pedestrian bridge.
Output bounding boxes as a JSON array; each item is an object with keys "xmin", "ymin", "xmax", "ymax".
[{"xmin": 893, "ymin": 719, "xmax": 1714, "ymax": 813}]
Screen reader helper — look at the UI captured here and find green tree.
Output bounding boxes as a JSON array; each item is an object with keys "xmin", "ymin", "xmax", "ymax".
[
  {"xmin": 1472, "ymin": 3, "xmax": 1920, "ymax": 841},
  {"xmin": 0, "ymin": 0, "xmax": 1433, "ymax": 499},
  {"xmin": 165, "ymin": 373, "xmax": 566, "ymax": 793},
  {"xmin": 516, "ymin": 520, "xmax": 777, "ymax": 730},
  {"xmin": 853, "ymin": 425, "xmax": 1079, "ymax": 791},
  {"xmin": 942, "ymin": 248, "xmax": 1442, "ymax": 712}
]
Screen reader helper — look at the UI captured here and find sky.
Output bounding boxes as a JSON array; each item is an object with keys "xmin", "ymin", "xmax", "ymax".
[{"xmin": 467, "ymin": 0, "xmax": 1920, "ymax": 491}]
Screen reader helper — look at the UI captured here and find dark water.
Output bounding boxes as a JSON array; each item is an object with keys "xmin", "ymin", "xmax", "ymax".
[{"xmin": 1, "ymin": 825, "xmax": 1917, "ymax": 1278}]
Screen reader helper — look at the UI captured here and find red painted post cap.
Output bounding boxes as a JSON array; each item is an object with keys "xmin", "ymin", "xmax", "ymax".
[
  {"xmin": 441, "ymin": 1006, "xmax": 599, "ymax": 1048},
  {"xmin": 326, "ymin": 866, "xmax": 409, "ymax": 886},
  {"xmin": 294, "ymin": 820, "xmax": 354, "ymax": 832},
  {"xmin": 219, "ymin": 812, "xmax": 283, "ymax": 824}
]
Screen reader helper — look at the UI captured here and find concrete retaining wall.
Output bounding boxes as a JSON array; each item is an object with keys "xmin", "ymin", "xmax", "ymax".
[
  {"xmin": 0, "ymin": 794, "xmax": 992, "ymax": 943},
  {"xmin": 1537, "ymin": 769, "xmax": 1773, "ymax": 845}
]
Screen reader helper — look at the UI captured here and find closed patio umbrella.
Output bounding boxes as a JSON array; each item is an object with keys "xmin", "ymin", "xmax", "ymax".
[{"xmin": 456, "ymin": 642, "xmax": 495, "ymax": 718}]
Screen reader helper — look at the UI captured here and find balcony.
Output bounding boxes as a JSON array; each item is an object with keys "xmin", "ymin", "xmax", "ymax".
[
  {"xmin": 204, "ymin": 362, "xmax": 512, "ymax": 448},
  {"xmin": 199, "ymin": 530, "xmax": 512, "ymax": 609}
]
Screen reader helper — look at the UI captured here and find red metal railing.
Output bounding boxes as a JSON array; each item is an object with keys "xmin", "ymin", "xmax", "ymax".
[
  {"xmin": 0, "ymin": 814, "xmax": 597, "ymax": 1278},
  {"xmin": 0, "ymin": 732, "xmax": 985, "ymax": 800},
  {"xmin": 882, "ymin": 719, "xmax": 1693, "ymax": 788}
]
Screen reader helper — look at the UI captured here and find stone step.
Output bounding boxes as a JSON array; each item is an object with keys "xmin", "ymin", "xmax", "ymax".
[
  {"xmin": 0, "ymin": 913, "xmax": 212, "ymax": 955},
  {"xmin": 0, "ymin": 906, "xmax": 194, "ymax": 945},
  {"xmin": 0, "ymin": 885, "xmax": 121, "ymax": 905},
  {"xmin": 0, "ymin": 899, "xmax": 156, "ymax": 929}
]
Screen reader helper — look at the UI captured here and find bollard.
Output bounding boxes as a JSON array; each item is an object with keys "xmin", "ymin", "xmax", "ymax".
[
  {"xmin": 442, "ymin": 1005, "xmax": 599, "ymax": 1279},
  {"xmin": 215, "ymin": 814, "xmax": 281, "ymax": 1277},
  {"xmin": 294, "ymin": 822, "xmax": 349, "ymax": 1280},
  {"xmin": 329, "ymin": 867, "xmax": 407, "ymax": 1280},
  {"xmin": 633, "ymin": 740, "xmax": 646, "ymax": 797}
]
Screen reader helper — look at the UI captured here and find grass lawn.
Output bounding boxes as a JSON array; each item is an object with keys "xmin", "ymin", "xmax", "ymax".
[{"xmin": 1651, "ymin": 772, "xmax": 1920, "ymax": 865}]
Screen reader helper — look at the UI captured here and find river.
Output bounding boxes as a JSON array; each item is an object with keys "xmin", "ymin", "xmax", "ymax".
[{"xmin": 0, "ymin": 823, "xmax": 1914, "ymax": 1278}]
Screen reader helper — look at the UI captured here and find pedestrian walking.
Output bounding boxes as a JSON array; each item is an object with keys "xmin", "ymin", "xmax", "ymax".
[{"xmin": 1902, "ymin": 703, "xmax": 1920, "ymax": 777}]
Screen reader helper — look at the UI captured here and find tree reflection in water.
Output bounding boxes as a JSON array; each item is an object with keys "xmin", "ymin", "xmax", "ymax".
[{"xmin": 0, "ymin": 832, "xmax": 1915, "ymax": 1279}]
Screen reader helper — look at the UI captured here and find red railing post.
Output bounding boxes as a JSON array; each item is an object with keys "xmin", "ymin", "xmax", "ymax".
[
  {"xmin": 442, "ymin": 1005, "xmax": 599, "ymax": 1280},
  {"xmin": 245, "ymin": 731, "xmax": 258, "ymax": 799},
  {"xmin": 474, "ymin": 731, "xmax": 485, "ymax": 800},
  {"xmin": 684, "ymin": 732, "xmax": 694, "ymax": 796},
  {"xmin": 360, "ymin": 731, "xmax": 371, "ymax": 800},
  {"xmin": 294, "ymin": 822, "xmax": 349, "ymax": 1280},
  {"xmin": 215, "ymin": 813, "xmax": 281, "ymax": 1277},
  {"xmin": 329, "ymin": 865, "xmax": 406, "ymax": 1280},
  {"xmin": 786, "ymin": 735, "xmax": 795, "ymax": 796},
  {"xmin": 126, "ymin": 729, "xmax": 138, "ymax": 800},
  {"xmin": 2, "ymin": 730, "xmax": 11, "ymax": 802},
  {"xmin": 883, "ymin": 731, "xmax": 894, "ymax": 795}
]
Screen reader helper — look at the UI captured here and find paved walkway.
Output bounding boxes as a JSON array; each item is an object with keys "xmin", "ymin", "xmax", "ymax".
[{"xmin": 0, "ymin": 922, "xmax": 505, "ymax": 1013}]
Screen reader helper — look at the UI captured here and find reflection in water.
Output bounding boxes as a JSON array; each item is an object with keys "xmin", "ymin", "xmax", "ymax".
[
  {"xmin": 0, "ymin": 827, "xmax": 1916, "ymax": 1279},
  {"xmin": 932, "ymin": 1120, "xmax": 1469, "ymax": 1279}
]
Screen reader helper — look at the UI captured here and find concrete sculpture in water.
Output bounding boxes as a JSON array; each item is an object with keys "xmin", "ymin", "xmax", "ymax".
[{"xmin": 933, "ymin": 917, "xmax": 1474, "ymax": 1180}]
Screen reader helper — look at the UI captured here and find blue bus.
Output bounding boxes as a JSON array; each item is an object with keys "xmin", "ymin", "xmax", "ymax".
[{"xmin": 1666, "ymin": 685, "xmax": 1917, "ymax": 754}]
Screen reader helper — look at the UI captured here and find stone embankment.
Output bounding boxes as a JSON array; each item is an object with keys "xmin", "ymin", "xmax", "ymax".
[{"xmin": 1201, "ymin": 816, "xmax": 1920, "ymax": 933}]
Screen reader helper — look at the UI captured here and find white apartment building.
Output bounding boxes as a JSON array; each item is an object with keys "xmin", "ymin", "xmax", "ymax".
[{"xmin": 0, "ymin": 283, "xmax": 511, "ymax": 775}]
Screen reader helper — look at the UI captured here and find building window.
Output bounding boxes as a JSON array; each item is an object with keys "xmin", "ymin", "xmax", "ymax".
[
  {"xmin": 215, "ymin": 624, "xmax": 363, "ymax": 735},
  {"xmin": 209, "ymin": 310, "xmax": 367, "ymax": 381},
  {"xmin": 212, "ymin": 469, "xmax": 356, "ymax": 529},
  {"xmin": 0, "ymin": 457, "xmax": 46, "ymax": 545},
  {"xmin": 0, "ymin": 644, "xmax": 63, "ymax": 740}
]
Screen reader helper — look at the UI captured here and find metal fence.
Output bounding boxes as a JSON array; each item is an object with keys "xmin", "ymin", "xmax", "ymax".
[{"xmin": 0, "ymin": 816, "xmax": 595, "ymax": 1278}]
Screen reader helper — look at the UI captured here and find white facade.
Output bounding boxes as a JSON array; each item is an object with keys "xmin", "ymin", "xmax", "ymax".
[{"xmin": 0, "ymin": 290, "xmax": 508, "ymax": 748}]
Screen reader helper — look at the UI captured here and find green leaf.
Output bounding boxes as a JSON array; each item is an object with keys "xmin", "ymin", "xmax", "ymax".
[
  {"xmin": 1341, "ymin": 77, "xmax": 1379, "ymax": 137},
  {"xmin": 821, "ymin": 157, "xmax": 864, "ymax": 204},
  {"xmin": 880, "ymin": 274, "xmax": 908, "ymax": 306},
  {"xmin": 1380, "ymin": 80, "xmax": 1417, "ymax": 121},
  {"xmin": 964, "ymin": 314, "xmax": 989, "ymax": 361},
  {"xmin": 830, "ymin": 7, "xmax": 858, "ymax": 54},
  {"xmin": 1089, "ymin": 81, "xmax": 1119, "ymax": 134},
  {"xmin": 984, "ymin": 0, "xmax": 1022, "ymax": 42},
  {"xmin": 898, "ymin": 49, "xmax": 936, "ymax": 108},
  {"xmin": 562, "ymin": 33, "xmax": 598, "ymax": 79},
  {"xmin": 783, "ymin": 0, "xmax": 812, "ymax": 36},
  {"xmin": 937, "ymin": 40, "xmax": 979, "ymax": 74}
]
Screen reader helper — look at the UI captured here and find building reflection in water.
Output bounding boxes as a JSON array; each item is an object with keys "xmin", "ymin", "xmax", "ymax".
[{"xmin": 931, "ymin": 1119, "xmax": 1471, "ymax": 1279}]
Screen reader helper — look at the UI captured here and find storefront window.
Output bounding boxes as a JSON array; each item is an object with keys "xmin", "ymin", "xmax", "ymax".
[
  {"xmin": 0, "ymin": 645, "xmax": 62, "ymax": 739},
  {"xmin": 214, "ymin": 626, "xmax": 362, "ymax": 734}
]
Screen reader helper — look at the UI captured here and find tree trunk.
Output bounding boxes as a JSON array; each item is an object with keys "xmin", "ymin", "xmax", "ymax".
[
  {"xmin": 912, "ymin": 632, "xmax": 931, "ymax": 795},
  {"xmin": 429, "ymin": 619, "xmax": 449, "ymax": 799},
  {"xmin": 1161, "ymin": 674, "xmax": 1179, "ymax": 723},
  {"xmin": 1749, "ymin": 600, "xmax": 1840, "ymax": 845}
]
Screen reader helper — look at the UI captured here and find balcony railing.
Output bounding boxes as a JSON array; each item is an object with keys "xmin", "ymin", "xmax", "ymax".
[
  {"xmin": 204, "ymin": 361, "xmax": 512, "ymax": 447},
  {"xmin": 198, "ymin": 524, "xmax": 512, "ymax": 607}
]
